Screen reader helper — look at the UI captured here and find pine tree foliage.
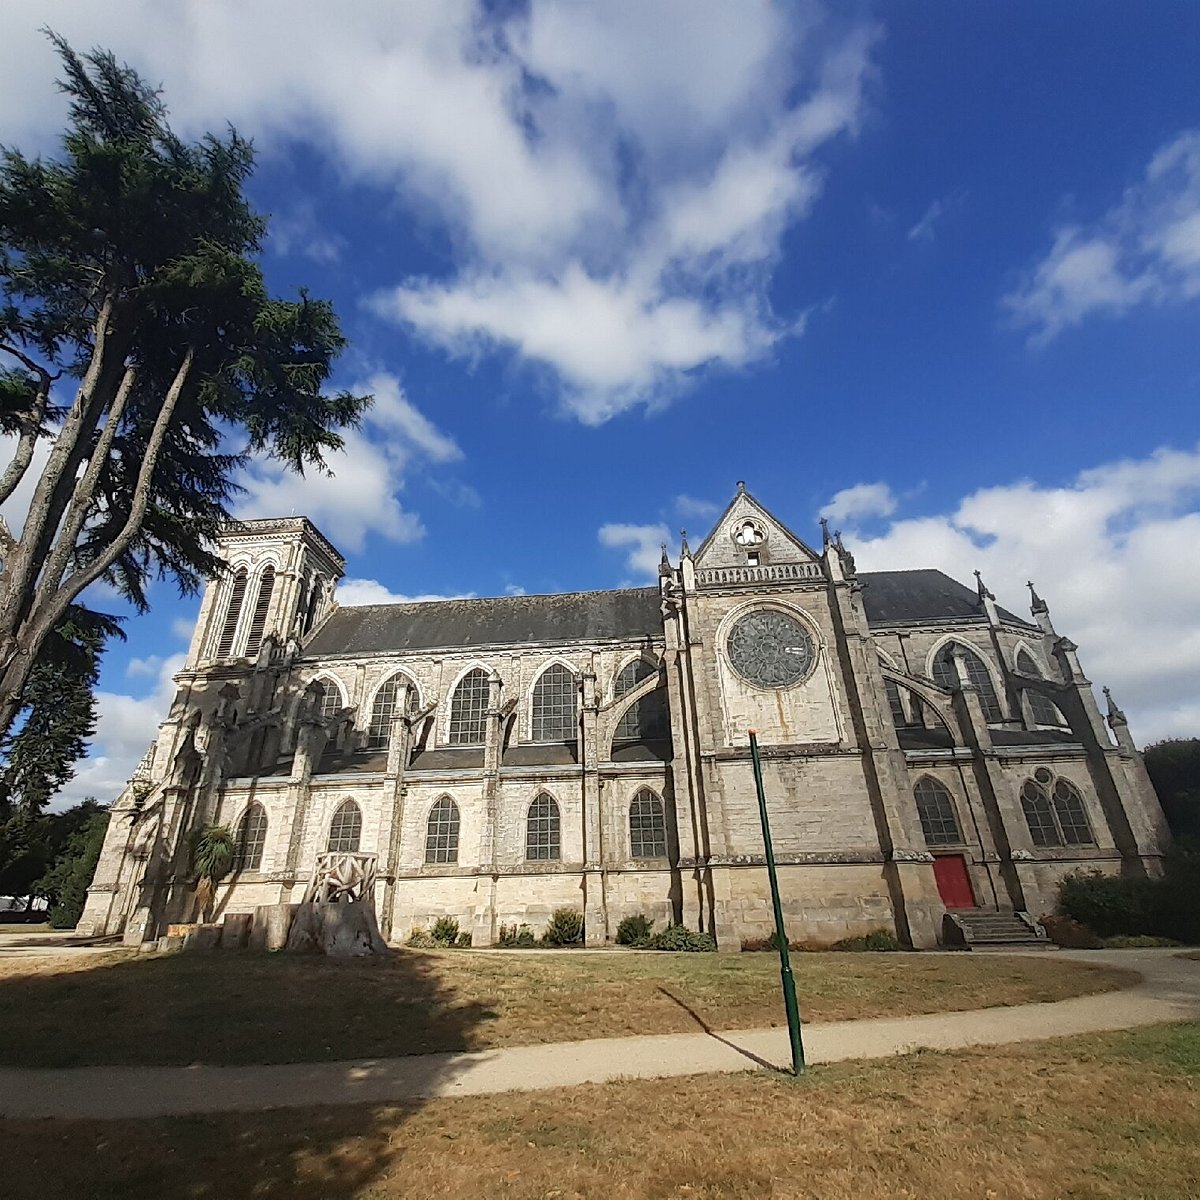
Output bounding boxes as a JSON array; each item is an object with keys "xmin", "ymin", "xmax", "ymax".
[
  {"xmin": 0, "ymin": 34, "xmax": 371, "ymax": 741},
  {"xmin": 0, "ymin": 606, "xmax": 119, "ymax": 817},
  {"xmin": 39, "ymin": 805, "xmax": 108, "ymax": 927}
]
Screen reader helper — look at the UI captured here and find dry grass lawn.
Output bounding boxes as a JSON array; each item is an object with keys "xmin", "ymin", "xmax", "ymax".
[
  {"xmin": 0, "ymin": 946, "xmax": 1133, "ymax": 1068},
  {"xmin": 2, "ymin": 1023, "xmax": 1198, "ymax": 1200}
]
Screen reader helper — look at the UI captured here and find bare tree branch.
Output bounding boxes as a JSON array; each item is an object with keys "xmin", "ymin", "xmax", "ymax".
[
  {"xmin": 36, "ymin": 364, "xmax": 138, "ymax": 600},
  {"xmin": 51, "ymin": 346, "xmax": 194, "ymax": 611}
]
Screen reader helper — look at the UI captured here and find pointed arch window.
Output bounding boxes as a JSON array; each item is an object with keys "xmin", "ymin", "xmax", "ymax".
[
  {"xmin": 328, "ymin": 799, "xmax": 363, "ymax": 853},
  {"xmin": 532, "ymin": 664, "xmax": 577, "ymax": 742},
  {"xmin": 614, "ymin": 658, "xmax": 656, "ymax": 698},
  {"xmin": 1020, "ymin": 780, "xmax": 1060, "ymax": 847},
  {"xmin": 215, "ymin": 568, "xmax": 248, "ymax": 657},
  {"xmin": 367, "ymin": 674, "xmax": 417, "ymax": 750},
  {"xmin": 302, "ymin": 576, "xmax": 323, "ymax": 635},
  {"xmin": 884, "ymin": 678, "xmax": 909, "ymax": 727},
  {"xmin": 615, "ymin": 689, "xmax": 670, "ymax": 742},
  {"xmin": 425, "ymin": 796, "xmax": 461, "ymax": 864},
  {"xmin": 311, "ymin": 678, "xmax": 342, "ymax": 723},
  {"xmin": 1016, "ymin": 649, "xmax": 1067, "ymax": 726},
  {"xmin": 526, "ymin": 793, "xmax": 561, "ymax": 861},
  {"xmin": 629, "ymin": 789, "xmax": 668, "ymax": 858},
  {"xmin": 914, "ymin": 778, "xmax": 963, "ymax": 846},
  {"xmin": 244, "ymin": 566, "xmax": 276, "ymax": 658},
  {"xmin": 233, "ymin": 804, "xmax": 268, "ymax": 871},
  {"xmin": 1052, "ymin": 779, "xmax": 1095, "ymax": 846},
  {"xmin": 932, "ymin": 642, "xmax": 1004, "ymax": 723},
  {"xmin": 449, "ymin": 668, "xmax": 490, "ymax": 745}
]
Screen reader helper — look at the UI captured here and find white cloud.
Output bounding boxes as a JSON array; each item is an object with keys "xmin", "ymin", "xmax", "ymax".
[
  {"xmin": 269, "ymin": 201, "xmax": 344, "ymax": 265},
  {"xmin": 335, "ymin": 578, "xmax": 473, "ymax": 607},
  {"xmin": 0, "ymin": 3, "xmax": 878, "ymax": 425},
  {"xmin": 233, "ymin": 370, "xmax": 461, "ymax": 553},
  {"xmin": 170, "ymin": 616, "xmax": 197, "ymax": 642},
  {"xmin": 844, "ymin": 445, "xmax": 1200, "ymax": 743},
  {"xmin": 55, "ymin": 652, "xmax": 187, "ymax": 810},
  {"xmin": 820, "ymin": 481, "xmax": 897, "ymax": 524},
  {"xmin": 907, "ymin": 199, "xmax": 944, "ymax": 242},
  {"xmin": 598, "ymin": 522, "xmax": 676, "ymax": 580},
  {"xmin": 1005, "ymin": 130, "xmax": 1200, "ymax": 342},
  {"xmin": 125, "ymin": 655, "xmax": 162, "ymax": 680},
  {"xmin": 675, "ymin": 494, "xmax": 720, "ymax": 521}
]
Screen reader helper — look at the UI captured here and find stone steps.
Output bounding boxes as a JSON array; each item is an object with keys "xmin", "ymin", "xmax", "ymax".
[{"xmin": 943, "ymin": 908, "xmax": 1049, "ymax": 950}]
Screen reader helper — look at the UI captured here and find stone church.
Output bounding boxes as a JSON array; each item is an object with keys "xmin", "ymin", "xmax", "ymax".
[{"xmin": 78, "ymin": 484, "xmax": 1169, "ymax": 949}]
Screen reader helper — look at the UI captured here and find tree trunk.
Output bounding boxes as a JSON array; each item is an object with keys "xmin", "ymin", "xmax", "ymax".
[{"xmin": 283, "ymin": 902, "xmax": 389, "ymax": 957}]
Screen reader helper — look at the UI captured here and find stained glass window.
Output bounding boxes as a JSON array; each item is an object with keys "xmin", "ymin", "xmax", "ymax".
[
  {"xmin": 1021, "ymin": 781, "xmax": 1060, "ymax": 847},
  {"xmin": 1053, "ymin": 780, "xmax": 1094, "ymax": 845},
  {"xmin": 1017, "ymin": 650, "xmax": 1066, "ymax": 726},
  {"xmin": 532, "ymin": 664, "xmax": 577, "ymax": 742},
  {"xmin": 614, "ymin": 689, "xmax": 670, "ymax": 742},
  {"xmin": 311, "ymin": 678, "xmax": 341, "ymax": 722},
  {"xmin": 425, "ymin": 796, "xmax": 461, "ymax": 864},
  {"xmin": 629, "ymin": 789, "xmax": 667, "ymax": 858},
  {"xmin": 932, "ymin": 642, "xmax": 1004, "ymax": 723},
  {"xmin": 726, "ymin": 610, "xmax": 814, "ymax": 689},
  {"xmin": 614, "ymin": 658, "xmax": 656, "ymax": 698},
  {"xmin": 328, "ymin": 799, "xmax": 363, "ymax": 853},
  {"xmin": 233, "ymin": 804, "xmax": 267, "ymax": 871},
  {"xmin": 914, "ymin": 778, "xmax": 963, "ymax": 846},
  {"xmin": 367, "ymin": 674, "xmax": 416, "ymax": 750},
  {"xmin": 526, "ymin": 793, "xmax": 561, "ymax": 860},
  {"xmin": 449, "ymin": 668, "xmax": 490, "ymax": 745}
]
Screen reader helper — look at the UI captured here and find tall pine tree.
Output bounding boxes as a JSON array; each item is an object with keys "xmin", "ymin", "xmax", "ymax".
[{"xmin": 0, "ymin": 35, "xmax": 370, "ymax": 742}]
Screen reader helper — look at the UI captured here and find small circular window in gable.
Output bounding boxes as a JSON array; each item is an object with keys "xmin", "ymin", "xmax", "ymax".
[{"xmin": 726, "ymin": 609, "xmax": 816, "ymax": 689}]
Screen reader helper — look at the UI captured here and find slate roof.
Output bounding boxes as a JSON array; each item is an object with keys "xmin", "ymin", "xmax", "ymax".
[
  {"xmin": 859, "ymin": 569, "xmax": 1034, "ymax": 629},
  {"xmin": 300, "ymin": 570, "xmax": 1034, "ymax": 659},
  {"xmin": 302, "ymin": 588, "xmax": 664, "ymax": 657}
]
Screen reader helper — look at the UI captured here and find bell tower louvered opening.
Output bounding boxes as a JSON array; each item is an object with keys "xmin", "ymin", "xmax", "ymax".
[
  {"xmin": 215, "ymin": 568, "xmax": 249, "ymax": 657},
  {"xmin": 244, "ymin": 566, "xmax": 276, "ymax": 658}
]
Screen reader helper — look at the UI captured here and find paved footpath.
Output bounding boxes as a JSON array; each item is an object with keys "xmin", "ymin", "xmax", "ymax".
[{"xmin": 1, "ymin": 949, "xmax": 1197, "ymax": 1121}]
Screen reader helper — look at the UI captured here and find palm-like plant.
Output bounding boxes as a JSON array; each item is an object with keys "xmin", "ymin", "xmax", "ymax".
[{"xmin": 191, "ymin": 824, "xmax": 234, "ymax": 922}]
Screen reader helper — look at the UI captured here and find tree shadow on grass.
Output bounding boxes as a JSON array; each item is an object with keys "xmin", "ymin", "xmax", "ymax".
[{"xmin": 0, "ymin": 947, "xmax": 493, "ymax": 1200}]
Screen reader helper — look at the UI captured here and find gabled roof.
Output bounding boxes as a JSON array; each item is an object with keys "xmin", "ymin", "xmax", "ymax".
[
  {"xmin": 302, "ymin": 587, "xmax": 664, "ymax": 658},
  {"xmin": 859, "ymin": 569, "xmax": 1034, "ymax": 629},
  {"xmin": 692, "ymin": 483, "xmax": 821, "ymax": 564}
]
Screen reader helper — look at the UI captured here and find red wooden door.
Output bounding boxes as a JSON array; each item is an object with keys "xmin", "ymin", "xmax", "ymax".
[{"xmin": 933, "ymin": 855, "xmax": 975, "ymax": 909}]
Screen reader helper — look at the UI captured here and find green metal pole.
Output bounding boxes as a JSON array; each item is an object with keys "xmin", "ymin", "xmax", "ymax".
[{"xmin": 748, "ymin": 729, "xmax": 806, "ymax": 1075}]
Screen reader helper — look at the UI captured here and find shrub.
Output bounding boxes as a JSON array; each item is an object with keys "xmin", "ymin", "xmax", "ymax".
[
  {"xmin": 741, "ymin": 934, "xmax": 831, "ymax": 952},
  {"xmin": 646, "ymin": 924, "xmax": 717, "ymax": 952},
  {"xmin": 1057, "ymin": 855, "xmax": 1200, "ymax": 944},
  {"xmin": 456, "ymin": 930, "xmax": 473, "ymax": 947},
  {"xmin": 430, "ymin": 916, "xmax": 460, "ymax": 946},
  {"xmin": 830, "ymin": 928, "xmax": 900, "ymax": 952},
  {"xmin": 497, "ymin": 923, "xmax": 537, "ymax": 948},
  {"xmin": 406, "ymin": 928, "xmax": 437, "ymax": 949},
  {"xmin": 616, "ymin": 914, "xmax": 654, "ymax": 946},
  {"xmin": 1058, "ymin": 870, "xmax": 1156, "ymax": 938},
  {"xmin": 543, "ymin": 907, "xmax": 584, "ymax": 946},
  {"xmin": 1039, "ymin": 914, "xmax": 1102, "ymax": 949}
]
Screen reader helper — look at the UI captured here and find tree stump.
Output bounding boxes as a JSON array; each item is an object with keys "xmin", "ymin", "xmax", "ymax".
[
  {"xmin": 183, "ymin": 923, "xmax": 221, "ymax": 951},
  {"xmin": 283, "ymin": 902, "xmax": 389, "ymax": 957},
  {"xmin": 249, "ymin": 903, "xmax": 299, "ymax": 952},
  {"xmin": 219, "ymin": 913, "xmax": 252, "ymax": 950}
]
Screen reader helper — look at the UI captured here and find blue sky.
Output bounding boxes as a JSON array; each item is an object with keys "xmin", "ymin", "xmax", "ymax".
[{"xmin": 2, "ymin": 2, "xmax": 1199, "ymax": 805}]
